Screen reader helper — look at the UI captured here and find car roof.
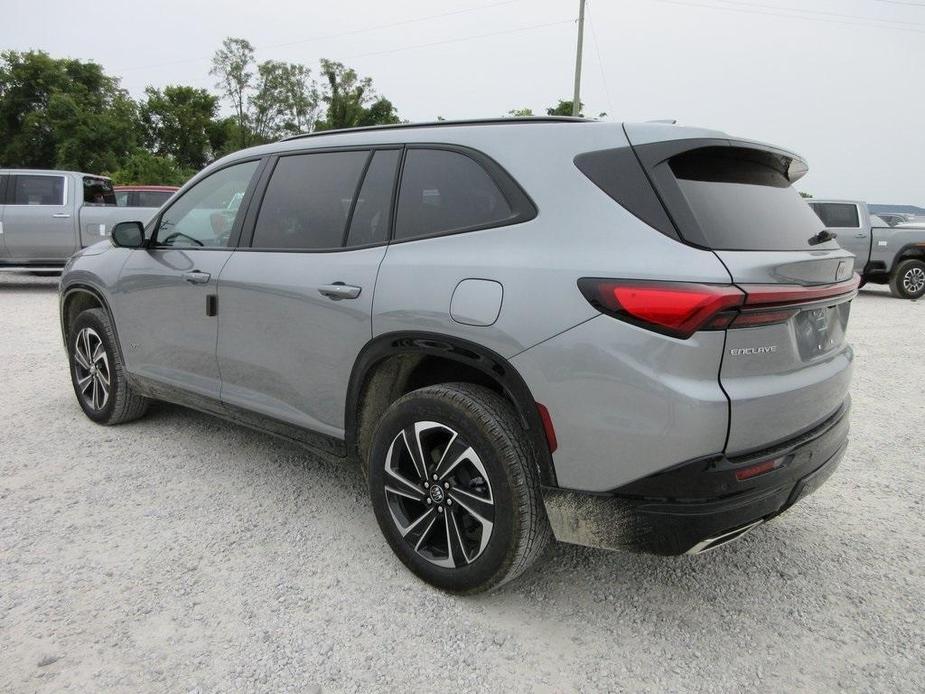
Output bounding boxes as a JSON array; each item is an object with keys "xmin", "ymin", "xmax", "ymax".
[
  {"xmin": 113, "ymin": 185, "xmax": 179, "ymax": 191},
  {"xmin": 0, "ymin": 168, "xmax": 110, "ymax": 179}
]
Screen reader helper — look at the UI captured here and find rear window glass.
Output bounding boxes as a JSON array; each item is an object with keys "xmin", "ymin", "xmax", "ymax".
[
  {"xmin": 395, "ymin": 149, "xmax": 513, "ymax": 241},
  {"xmin": 12, "ymin": 175, "xmax": 65, "ymax": 205},
  {"xmin": 83, "ymin": 177, "xmax": 116, "ymax": 205},
  {"xmin": 136, "ymin": 190, "xmax": 173, "ymax": 207},
  {"xmin": 669, "ymin": 148, "xmax": 825, "ymax": 251},
  {"xmin": 810, "ymin": 203, "xmax": 860, "ymax": 228}
]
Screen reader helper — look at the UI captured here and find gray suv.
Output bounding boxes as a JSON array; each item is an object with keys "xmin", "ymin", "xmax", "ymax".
[{"xmin": 59, "ymin": 118, "xmax": 857, "ymax": 592}]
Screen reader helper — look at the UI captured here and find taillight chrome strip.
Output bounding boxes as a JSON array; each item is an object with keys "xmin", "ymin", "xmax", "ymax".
[{"xmin": 738, "ymin": 274, "xmax": 861, "ymax": 307}]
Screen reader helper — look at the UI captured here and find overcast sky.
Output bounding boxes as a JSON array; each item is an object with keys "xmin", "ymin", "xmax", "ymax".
[{"xmin": 3, "ymin": 0, "xmax": 923, "ymax": 204}]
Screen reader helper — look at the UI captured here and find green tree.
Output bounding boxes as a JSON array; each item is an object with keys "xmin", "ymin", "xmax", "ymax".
[
  {"xmin": 140, "ymin": 85, "xmax": 220, "ymax": 171},
  {"xmin": 507, "ymin": 107, "xmax": 534, "ymax": 117},
  {"xmin": 316, "ymin": 59, "xmax": 400, "ymax": 131},
  {"xmin": 110, "ymin": 149, "xmax": 193, "ymax": 186},
  {"xmin": 0, "ymin": 50, "xmax": 139, "ymax": 172},
  {"xmin": 546, "ymin": 99, "xmax": 583, "ymax": 117},
  {"xmin": 210, "ymin": 37, "xmax": 255, "ymax": 148}
]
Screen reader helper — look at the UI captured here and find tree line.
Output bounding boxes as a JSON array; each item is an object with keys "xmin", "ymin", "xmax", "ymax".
[{"xmin": 0, "ymin": 38, "xmax": 589, "ymax": 185}]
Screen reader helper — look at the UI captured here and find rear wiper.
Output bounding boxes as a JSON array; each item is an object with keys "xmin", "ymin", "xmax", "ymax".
[{"xmin": 808, "ymin": 229, "xmax": 838, "ymax": 246}]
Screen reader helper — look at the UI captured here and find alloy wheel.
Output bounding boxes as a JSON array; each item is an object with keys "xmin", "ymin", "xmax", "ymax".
[
  {"xmin": 903, "ymin": 267, "xmax": 925, "ymax": 295},
  {"xmin": 383, "ymin": 421, "xmax": 495, "ymax": 568},
  {"xmin": 73, "ymin": 327, "xmax": 111, "ymax": 411}
]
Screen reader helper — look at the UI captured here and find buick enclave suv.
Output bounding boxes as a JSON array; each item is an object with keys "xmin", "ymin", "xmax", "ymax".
[{"xmin": 59, "ymin": 118, "xmax": 856, "ymax": 592}]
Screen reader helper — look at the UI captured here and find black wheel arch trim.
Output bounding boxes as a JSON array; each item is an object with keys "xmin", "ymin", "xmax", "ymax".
[
  {"xmin": 345, "ymin": 331, "xmax": 558, "ymax": 487},
  {"xmin": 59, "ymin": 283, "xmax": 125, "ymax": 360},
  {"xmin": 891, "ymin": 244, "xmax": 925, "ymax": 273}
]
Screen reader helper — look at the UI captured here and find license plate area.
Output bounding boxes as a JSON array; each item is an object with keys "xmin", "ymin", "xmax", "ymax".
[{"xmin": 794, "ymin": 301, "xmax": 850, "ymax": 360}]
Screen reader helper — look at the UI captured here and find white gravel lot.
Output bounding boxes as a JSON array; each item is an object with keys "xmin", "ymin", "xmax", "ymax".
[{"xmin": 1, "ymin": 273, "xmax": 923, "ymax": 693}]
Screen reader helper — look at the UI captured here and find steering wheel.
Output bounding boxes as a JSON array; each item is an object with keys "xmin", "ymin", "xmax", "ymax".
[{"xmin": 160, "ymin": 232, "xmax": 205, "ymax": 247}]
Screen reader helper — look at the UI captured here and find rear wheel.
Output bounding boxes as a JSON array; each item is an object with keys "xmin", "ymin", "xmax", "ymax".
[
  {"xmin": 367, "ymin": 383, "xmax": 551, "ymax": 593},
  {"xmin": 890, "ymin": 259, "xmax": 925, "ymax": 300},
  {"xmin": 68, "ymin": 308, "xmax": 149, "ymax": 424}
]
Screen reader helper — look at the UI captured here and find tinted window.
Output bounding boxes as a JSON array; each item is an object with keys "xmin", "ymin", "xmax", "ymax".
[
  {"xmin": 11, "ymin": 175, "xmax": 65, "ymax": 205},
  {"xmin": 0, "ymin": 174, "xmax": 9, "ymax": 203},
  {"xmin": 252, "ymin": 151, "xmax": 368, "ymax": 250},
  {"xmin": 83, "ymin": 177, "xmax": 116, "ymax": 205},
  {"xmin": 137, "ymin": 190, "xmax": 173, "ymax": 207},
  {"xmin": 115, "ymin": 191, "xmax": 130, "ymax": 207},
  {"xmin": 669, "ymin": 147, "xmax": 825, "ymax": 251},
  {"xmin": 810, "ymin": 203, "xmax": 860, "ymax": 228},
  {"xmin": 395, "ymin": 149, "xmax": 513, "ymax": 241},
  {"xmin": 156, "ymin": 160, "xmax": 258, "ymax": 248},
  {"xmin": 346, "ymin": 150, "xmax": 400, "ymax": 247}
]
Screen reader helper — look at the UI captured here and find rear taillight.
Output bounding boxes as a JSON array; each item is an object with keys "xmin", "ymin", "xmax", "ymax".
[
  {"xmin": 577, "ymin": 279, "xmax": 745, "ymax": 339},
  {"xmin": 578, "ymin": 274, "xmax": 859, "ymax": 339}
]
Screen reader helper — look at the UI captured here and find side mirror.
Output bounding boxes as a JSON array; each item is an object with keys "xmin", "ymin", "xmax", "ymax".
[{"xmin": 111, "ymin": 221, "xmax": 146, "ymax": 249}]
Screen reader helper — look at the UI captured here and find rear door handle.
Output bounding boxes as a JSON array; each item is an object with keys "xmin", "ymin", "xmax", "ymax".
[
  {"xmin": 52, "ymin": 213, "xmax": 71, "ymax": 219},
  {"xmin": 318, "ymin": 283, "xmax": 362, "ymax": 300},
  {"xmin": 183, "ymin": 271, "xmax": 211, "ymax": 285},
  {"xmin": 855, "ymin": 233, "xmax": 867, "ymax": 238}
]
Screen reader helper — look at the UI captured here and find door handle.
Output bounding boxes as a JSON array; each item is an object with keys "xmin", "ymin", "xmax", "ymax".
[
  {"xmin": 855, "ymin": 233, "xmax": 867, "ymax": 238},
  {"xmin": 52, "ymin": 213, "xmax": 71, "ymax": 219},
  {"xmin": 182, "ymin": 271, "xmax": 211, "ymax": 285},
  {"xmin": 318, "ymin": 283, "xmax": 362, "ymax": 300}
]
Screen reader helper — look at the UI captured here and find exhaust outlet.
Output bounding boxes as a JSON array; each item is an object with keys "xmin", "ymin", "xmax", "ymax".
[{"xmin": 685, "ymin": 519, "xmax": 764, "ymax": 555}]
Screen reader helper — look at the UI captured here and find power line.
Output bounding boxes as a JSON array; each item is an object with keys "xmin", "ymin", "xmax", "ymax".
[
  {"xmin": 340, "ymin": 19, "xmax": 575, "ymax": 60},
  {"xmin": 652, "ymin": 0, "xmax": 925, "ymax": 34},
  {"xmin": 115, "ymin": 0, "xmax": 524, "ymax": 73},
  {"xmin": 586, "ymin": 1, "xmax": 615, "ymax": 117},
  {"xmin": 707, "ymin": 0, "xmax": 925, "ymax": 28}
]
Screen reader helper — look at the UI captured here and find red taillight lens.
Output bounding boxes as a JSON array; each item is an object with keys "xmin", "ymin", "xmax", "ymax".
[
  {"xmin": 577, "ymin": 279, "xmax": 745, "ymax": 339},
  {"xmin": 734, "ymin": 457, "xmax": 784, "ymax": 481}
]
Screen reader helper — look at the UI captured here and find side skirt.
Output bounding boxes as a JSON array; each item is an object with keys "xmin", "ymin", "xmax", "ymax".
[{"xmin": 129, "ymin": 374, "xmax": 346, "ymax": 457}]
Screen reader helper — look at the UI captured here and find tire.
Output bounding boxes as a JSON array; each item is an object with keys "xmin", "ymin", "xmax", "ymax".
[
  {"xmin": 68, "ymin": 308, "xmax": 149, "ymax": 425},
  {"xmin": 367, "ymin": 383, "xmax": 551, "ymax": 593},
  {"xmin": 889, "ymin": 259, "xmax": 925, "ymax": 300}
]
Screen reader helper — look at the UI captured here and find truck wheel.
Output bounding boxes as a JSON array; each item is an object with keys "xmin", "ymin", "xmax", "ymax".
[
  {"xmin": 68, "ymin": 308, "xmax": 150, "ymax": 424},
  {"xmin": 889, "ymin": 259, "xmax": 925, "ymax": 300},
  {"xmin": 367, "ymin": 383, "xmax": 551, "ymax": 593}
]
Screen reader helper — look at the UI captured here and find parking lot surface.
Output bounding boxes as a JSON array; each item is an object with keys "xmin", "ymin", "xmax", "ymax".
[{"xmin": 1, "ymin": 273, "xmax": 923, "ymax": 692}]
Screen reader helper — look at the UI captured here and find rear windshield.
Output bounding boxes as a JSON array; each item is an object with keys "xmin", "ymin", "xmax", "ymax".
[
  {"xmin": 669, "ymin": 147, "xmax": 826, "ymax": 251},
  {"xmin": 809, "ymin": 202, "xmax": 860, "ymax": 228}
]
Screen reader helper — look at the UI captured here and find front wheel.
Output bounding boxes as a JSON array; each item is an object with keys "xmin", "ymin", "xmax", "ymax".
[
  {"xmin": 68, "ymin": 308, "xmax": 149, "ymax": 424},
  {"xmin": 890, "ymin": 259, "xmax": 925, "ymax": 300},
  {"xmin": 367, "ymin": 383, "xmax": 551, "ymax": 593}
]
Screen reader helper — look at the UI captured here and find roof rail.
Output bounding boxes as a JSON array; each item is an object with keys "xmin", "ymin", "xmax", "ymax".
[{"xmin": 281, "ymin": 116, "xmax": 593, "ymax": 142}]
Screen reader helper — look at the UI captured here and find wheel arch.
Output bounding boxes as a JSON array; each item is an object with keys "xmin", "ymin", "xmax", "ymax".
[
  {"xmin": 891, "ymin": 244, "xmax": 925, "ymax": 272},
  {"xmin": 345, "ymin": 332, "xmax": 558, "ymax": 486},
  {"xmin": 60, "ymin": 284, "xmax": 126, "ymax": 363}
]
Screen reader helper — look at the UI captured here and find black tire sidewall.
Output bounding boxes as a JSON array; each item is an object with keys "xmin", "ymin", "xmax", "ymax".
[
  {"xmin": 68, "ymin": 310, "xmax": 119, "ymax": 423},
  {"xmin": 368, "ymin": 389, "xmax": 519, "ymax": 593}
]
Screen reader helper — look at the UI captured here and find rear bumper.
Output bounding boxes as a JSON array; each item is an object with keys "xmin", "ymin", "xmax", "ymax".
[{"xmin": 541, "ymin": 399, "xmax": 849, "ymax": 555}]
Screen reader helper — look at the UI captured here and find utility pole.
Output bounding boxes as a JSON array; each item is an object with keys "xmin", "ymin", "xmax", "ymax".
[{"xmin": 572, "ymin": 0, "xmax": 586, "ymax": 117}]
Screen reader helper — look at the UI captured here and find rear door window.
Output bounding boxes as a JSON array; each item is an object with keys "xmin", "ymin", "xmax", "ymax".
[
  {"xmin": 668, "ymin": 147, "xmax": 825, "ymax": 251},
  {"xmin": 251, "ymin": 151, "xmax": 368, "ymax": 250},
  {"xmin": 346, "ymin": 149, "xmax": 400, "ymax": 247},
  {"xmin": 394, "ymin": 149, "xmax": 514, "ymax": 241},
  {"xmin": 11, "ymin": 175, "xmax": 65, "ymax": 206},
  {"xmin": 0, "ymin": 174, "xmax": 9, "ymax": 203},
  {"xmin": 810, "ymin": 203, "xmax": 860, "ymax": 228}
]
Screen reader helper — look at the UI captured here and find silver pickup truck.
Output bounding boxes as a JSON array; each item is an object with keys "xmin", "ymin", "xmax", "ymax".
[
  {"xmin": 809, "ymin": 199, "xmax": 925, "ymax": 300},
  {"xmin": 0, "ymin": 170, "xmax": 164, "ymax": 273}
]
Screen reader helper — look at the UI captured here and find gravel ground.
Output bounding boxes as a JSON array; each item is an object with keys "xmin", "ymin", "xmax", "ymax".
[{"xmin": 1, "ymin": 273, "xmax": 923, "ymax": 693}]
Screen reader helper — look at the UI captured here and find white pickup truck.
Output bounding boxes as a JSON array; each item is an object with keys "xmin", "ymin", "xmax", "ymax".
[
  {"xmin": 809, "ymin": 199, "xmax": 925, "ymax": 300},
  {"xmin": 0, "ymin": 170, "xmax": 166, "ymax": 273}
]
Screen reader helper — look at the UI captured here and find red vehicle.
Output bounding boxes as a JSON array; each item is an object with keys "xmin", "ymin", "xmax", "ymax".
[{"xmin": 114, "ymin": 185, "xmax": 179, "ymax": 209}]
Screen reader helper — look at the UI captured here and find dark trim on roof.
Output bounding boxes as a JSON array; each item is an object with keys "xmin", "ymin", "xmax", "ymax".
[{"xmin": 281, "ymin": 116, "xmax": 593, "ymax": 142}]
